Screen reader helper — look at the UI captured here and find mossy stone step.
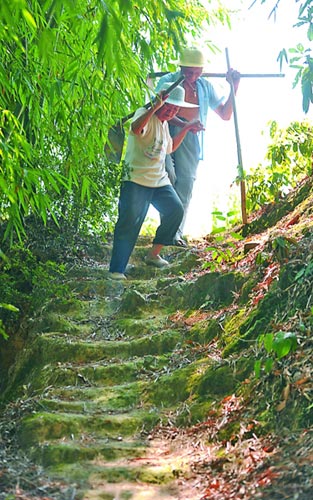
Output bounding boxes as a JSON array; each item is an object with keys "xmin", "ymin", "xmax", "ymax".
[
  {"xmin": 27, "ymin": 328, "xmax": 185, "ymax": 365},
  {"xmin": 30, "ymin": 358, "xmax": 223, "ymax": 427},
  {"xmin": 32, "ymin": 312, "xmax": 171, "ymax": 341},
  {"xmin": 34, "ymin": 296, "xmax": 118, "ymax": 318},
  {"xmin": 65, "ymin": 257, "xmax": 187, "ymax": 287},
  {"xmin": 29, "ymin": 437, "xmax": 147, "ymax": 467},
  {"xmin": 109, "ymin": 315, "xmax": 170, "ymax": 338},
  {"xmin": 65, "ymin": 278, "xmax": 128, "ymax": 298},
  {"xmin": 82, "ymin": 484, "xmax": 180, "ymax": 500},
  {"xmin": 18, "ymin": 409, "xmax": 160, "ymax": 447},
  {"xmin": 158, "ymin": 271, "xmax": 247, "ymax": 310},
  {"xmin": 39, "ymin": 381, "xmax": 147, "ymax": 413},
  {"xmin": 39, "ymin": 357, "xmax": 167, "ymax": 389},
  {"xmin": 47, "ymin": 460, "xmax": 184, "ymax": 493}
]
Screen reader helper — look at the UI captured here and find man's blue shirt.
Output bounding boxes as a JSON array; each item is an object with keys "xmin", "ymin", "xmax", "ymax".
[{"xmin": 155, "ymin": 71, "xmax": 224, "ymax": 159}]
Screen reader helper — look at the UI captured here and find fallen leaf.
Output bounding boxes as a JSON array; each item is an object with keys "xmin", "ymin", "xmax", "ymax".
[{"xmin": 276, "ymin": 400, "xmax": 286, "ymax": 411}]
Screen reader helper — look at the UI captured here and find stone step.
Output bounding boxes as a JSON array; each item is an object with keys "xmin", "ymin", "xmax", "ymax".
[
  {"xmin": 39, "ymin": 357, "xmax": 167, "ymax": 389},
  {"xmin": 30, "ymin": 328, "xmax": 185, "ymax": 365},
  {"xmin": 31, "ymin": 310, "xmax": 170, "ymax": 340},
  {"xmin": 39, "ymin": 381, "xmax": 147, "ymax": 413},
  {"xmin": 39, "ymin": 357, "xmax": 214, "ymax": 414},
  {"xmin": 18, "ymin": 409, "xmax": 160, "ymax": 447},
  {"xmin": 28, "ymin": 437, "xmax": 147, "ymax": 467},
  {"xmin": 45, "ymin": 457, "xmax": 185, "ymax": 498}
]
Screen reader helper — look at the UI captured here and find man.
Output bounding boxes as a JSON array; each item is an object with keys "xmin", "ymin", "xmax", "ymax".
[
  {"xmin": 108, "ymin": 83, "xmax": 204, "ymax": 280},
  {"xmin": 155, "ymin": 47, "xmax": 241, "ymax": 247}
]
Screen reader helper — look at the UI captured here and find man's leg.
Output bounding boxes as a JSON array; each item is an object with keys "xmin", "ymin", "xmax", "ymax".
[
  {"xmin": 109, "ymin": 182, "xmax": 152, "ymax": 274},
  {"xmin": 169, "ymin": 127, "xmax": 200, "ymax": 240},
  {"xmin": 164, "ymin": 154, "xmax": 176, "ymax": 186}
]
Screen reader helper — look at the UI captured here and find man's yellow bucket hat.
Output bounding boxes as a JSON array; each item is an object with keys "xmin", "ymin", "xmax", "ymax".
[{"xmin": 178, "ymin": 48, "xmax": 205, "ymax": 68}]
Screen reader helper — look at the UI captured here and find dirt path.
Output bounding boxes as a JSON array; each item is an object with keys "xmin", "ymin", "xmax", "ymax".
[{"xmin": 1, "ymin": 226, "xmax": 312, "ymax": 499}]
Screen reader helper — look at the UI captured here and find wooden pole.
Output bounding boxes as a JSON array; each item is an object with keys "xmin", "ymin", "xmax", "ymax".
[{"xmin": 225, "ymin": 47, "xmax": 248, "ymax": 225}]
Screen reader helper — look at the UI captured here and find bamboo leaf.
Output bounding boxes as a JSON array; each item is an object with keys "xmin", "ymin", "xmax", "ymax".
[{"xmin": 22, "ymin": 8, "xmax": 37, "ymax": 30}]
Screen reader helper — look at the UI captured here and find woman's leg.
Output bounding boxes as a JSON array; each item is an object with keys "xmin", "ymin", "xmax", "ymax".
[
  {"xmin": 109, "ymin": 182, "xmax": 152, "ymax": 273},
  {"xmin": 151, "ymin": 185, "xmax": 184, "ymax": 246}
]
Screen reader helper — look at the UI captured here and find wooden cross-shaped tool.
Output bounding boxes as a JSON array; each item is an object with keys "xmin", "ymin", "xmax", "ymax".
[
  {"xmin": 224, "ymin": 48, "xmax": 285, "ymax": 224},
  {"xmin": 150, "ymin": 48, "xmax": 285, "ymax": 225}
]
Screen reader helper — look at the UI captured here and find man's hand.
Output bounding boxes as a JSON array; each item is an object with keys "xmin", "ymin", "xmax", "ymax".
[{"xmin": 226, "ymin": 68, "xmax": 240, "ymax": 90}]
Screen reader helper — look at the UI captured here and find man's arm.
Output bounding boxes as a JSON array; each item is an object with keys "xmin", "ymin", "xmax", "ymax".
[{"xmin": 214, "ymin": 68, "xmax": 240, "ymax": 121}]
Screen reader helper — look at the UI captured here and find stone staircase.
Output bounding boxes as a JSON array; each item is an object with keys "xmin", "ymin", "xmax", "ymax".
[{"xmin": 4, "ymin": 239, "xmax": 247, "ymax": 499}]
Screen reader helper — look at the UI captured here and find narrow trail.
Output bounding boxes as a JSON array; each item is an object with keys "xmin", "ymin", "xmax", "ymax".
[
  {"xmin": 2, "ymin": 180, "xmax": 313, "ymax": 500},
  {"xmin": 6, "ymin": 240, "xmax": 225, "ymax": 500}
]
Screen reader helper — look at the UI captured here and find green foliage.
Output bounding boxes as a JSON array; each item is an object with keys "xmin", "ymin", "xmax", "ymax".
[
  {"xmin": 140, "ymin": 217, "xmax": 158, "ymax": 237},
  {"xmin": 270, "ymin": 235, "xmax": 294, "ymax": 263},
  {"xmin": 0, "ymin": 303, "xmax": 19, "ymax": 340},
  {"xmin": 246, "ymin": 120, "xmax": 313, "ymax": 211},
  {"xmin": 203, "ymin": 243, "xmax": 235, "ymax": 271},
  {"xmin": 203, "ymin": 209, "xmax": 243, "ymax": 271},
  {"xmin": 279, "ymin": 42, "xmax": 313, "ymax": 113},
  {"xmin": 0, "ymin": 0, "xmax": 231, "ymax": 243},
  {"xmin": 211, "ymin": 209, "xmax": 241, "ymax": 233},
  {"xmin": 0, "ymin": 245, "xmax": 68, "ymax": 339},
  {"xmin": 254, "ymin": 330, "xmax": 298, "ymax": 378},
  {"xmin": 294, "ymin": 261, "xmax": 313, "ymax": 282},
  {"xmin": 252, "ymin": 0, "xmax": 313, "ymax": 113}
]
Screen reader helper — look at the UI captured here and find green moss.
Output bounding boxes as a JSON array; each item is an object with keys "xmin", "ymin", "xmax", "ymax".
[
  {"xmin": 196, "ymin": 365, "xmax": 237, "ymax": 398},
  {"xmin": 111, "ymin": 316, "xmax": 168, "ymax": 338},
  {"xmin": 217, "ymin": 420, "xmax": 241, "ymax": 442},
  {"xmin": 18, "ymin": 410, "xmax": 160, "ymax": 447},
  {"xmin": 188, "ymin": 272, "xmax": 246, "ymax": 309},
  {"xmin": 30, "ymin": 312, "xmax": 83, "ymax": 335},
  {"xmin": 39, "ymin": 390, "xmax": 141, "ymax": 414},
  {"xmin": 118, "ymin": 289, "xmax": 147, "ymax": 314},
  {"xmin": 37, "ymin": 355, "xmax": 171, "ymax": 392},
  {"xmin": 89, "ymin": 463, "xmax": 178, "ymax": 485},
  {"xmin": 223, "ymin": 288, "xmax": 287, "ymax": 356},
  {"xmin": 4, "ymin": 330, "xmax": 187, "ymax": 400},
  {"xmin": 238, "ymin": 277, "xmax": 257, "ymax": 304},
  {"xmin": 175, "ymin": 400, "xmax": 214, "ymax": 426},
  {"xmin": 162, "ymin": 271, "xmax": 246, "ymax": 311},
  {"xmin": 221, "ymin": 309, "xmax": 247, "ymax": 351},
  {"xmin": 66, "ymin": 279, "xmax": 125, "ymax": 299},
  {"xmin": 189, "ymin": 319, "xmax": 222, "ymax": 344},
  {"xmin": 30, "ymin": 440, "xmax": 146, "ymax": 467},
  {"xmin": 147, "ymin": 364, "xmax": 197, "ymax": 406}
]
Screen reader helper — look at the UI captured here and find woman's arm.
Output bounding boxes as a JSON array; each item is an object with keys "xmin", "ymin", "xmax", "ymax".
[{"xmin": 172, "ymin": 120, "xmax": 205, "ymax": 151}]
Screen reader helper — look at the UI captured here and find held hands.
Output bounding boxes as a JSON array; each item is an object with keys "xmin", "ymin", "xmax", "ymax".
[{"xmin": 184, "ymin": 119, "xmax": 205, "ymax": 134}]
